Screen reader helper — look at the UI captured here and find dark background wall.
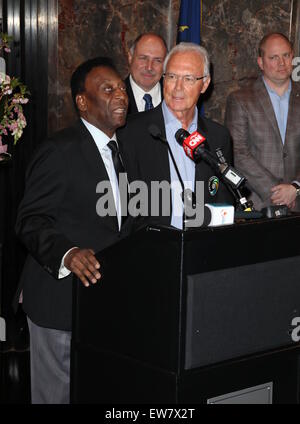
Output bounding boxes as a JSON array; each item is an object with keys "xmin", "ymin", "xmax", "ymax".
[{"xmin": 50, "ymin": 0, "xmax": 295, "ymax": 133}]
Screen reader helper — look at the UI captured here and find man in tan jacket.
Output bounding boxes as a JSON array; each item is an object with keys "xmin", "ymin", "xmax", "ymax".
[{"xmin": 225, "ymin": 33, "xmax": 300, "ymax": 211}]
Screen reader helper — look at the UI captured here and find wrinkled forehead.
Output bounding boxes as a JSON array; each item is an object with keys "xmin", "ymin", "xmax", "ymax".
[
  {"xmin": 166, "ymin": 51, "xmax": 204, "ymax": 73},
  {"xmin": 84, "ymin": 66, "xmax": 123, "ymax": 86},
  {"xmin": 135, "ymin": 35, "xmax": 167, "ymax": 55}
]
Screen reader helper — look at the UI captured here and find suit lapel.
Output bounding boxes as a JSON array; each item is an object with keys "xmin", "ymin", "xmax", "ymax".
[
  {"xmin": 76, "ymin": 120, "xmax": 119, "ymax": 232},
  {"xmin": 194, "ymin": 115, "xmax": 209, "ymax": 186},
  {"xmin": 125, "ymin": 76, "xmax": 164, "ymax": 115},
  {"xmin": 255, "ymin": 78, "xmax": 283, "ymax": 149},
  {"xmin": 148, "ymin": 106, "xmax": 173, "ymax": 223},
  {"xmin": 285, "ymin": 82, "xmax": 300, "ymax": 145},
  {"xmin": 125, "ymin": 76, "xmax": 139, "ymax": 115},
  {"xmin": 154, "ymin": 106, "xmax": 172, "ymax": 183}
]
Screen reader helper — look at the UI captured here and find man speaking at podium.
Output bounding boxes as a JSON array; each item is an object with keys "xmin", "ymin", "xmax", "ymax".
[
  {"xmin": 119, "ymin": 42, "xmax": 234, "ymax": 229},
  {"xmin": 15, "ymin": 57, "xmax": 131, "ymax": 403}
]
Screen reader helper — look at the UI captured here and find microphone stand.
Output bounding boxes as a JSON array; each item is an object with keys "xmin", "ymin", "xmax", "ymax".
[
  {"xmin": 149, "ymin": 127, "xmax": 193, "ymax": 231},
  {"xmin": 175, "ymin": 129, "xmax": 254, "ymax": 213},
  {"xmin": 166, "ymin": 144, "xmax": 188, "ymax": 231},
  {"xmin": 196, "ymin": 149, "xmax": 253, "ymax": 211}
]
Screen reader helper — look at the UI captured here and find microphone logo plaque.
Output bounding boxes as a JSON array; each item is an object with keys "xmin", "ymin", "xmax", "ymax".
[{"xmin": 208, "ymin": 176, "xmax": 219, "ymax": 196}]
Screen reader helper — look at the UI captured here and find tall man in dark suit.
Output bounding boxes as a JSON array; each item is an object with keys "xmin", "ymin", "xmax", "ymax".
[
  {"xmin": 125, "ymin": 33, "xmax": 167, "ymax": 114},
  {"xmin": 119, "ymin": 42, "xmax": 234, "ymax": 229},
  {"xmin": 225, "ymin": 33, "xmax": 300, "ymax": 211},
  {"xmin": 15, "ymin": 57, "xmax": 130, "ymax": 403}
]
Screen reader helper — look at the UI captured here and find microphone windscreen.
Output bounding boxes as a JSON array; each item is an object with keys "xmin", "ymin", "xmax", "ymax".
[
  {"xmin": 175, "ymin": 128, "xmax": 190, "ymax": 146},
  {"xmin": 148, "ymin": 124, "xmax": 161, "ymax": 139}
]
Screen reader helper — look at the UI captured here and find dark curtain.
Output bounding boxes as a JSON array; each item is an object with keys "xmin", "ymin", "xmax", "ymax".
[{"xmin": 0, "ymin": 0, "xmax": 56, "ymax": 403}]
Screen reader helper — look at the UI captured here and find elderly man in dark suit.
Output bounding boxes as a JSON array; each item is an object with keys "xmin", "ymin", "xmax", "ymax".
[
  {"xmin": 119, "ymin": 42, "xmax": 234, "ymax": 229},
  {"xmin": 225, "ymin": 32, "xmax": 300, "ymax": 211},
  {"xmin": 15, "ymin": 57, "xmax": 131, "ymax": 403},
  {"xmin": 125, "ymin": 33, "xmax": 167, "ymax": 114}
]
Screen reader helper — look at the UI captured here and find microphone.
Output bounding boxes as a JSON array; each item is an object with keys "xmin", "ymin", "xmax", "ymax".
[
  {"xmin": 175, "ymin": 128, "xmax": 254, "ymax": 212},
  {"xmin": 148, "ymin": 125, "xmax": 236, "ymax": 227},
  {"xmin": 148, "ymin": 124, "xmax": 197, "ymax": 230},
  {"xmin": 215, "ymin": 147, "xmax": 227, "ymax": 165},
  {"xmin": 175, "ymin": 128, "xmax": 246, "ymax": 190},
  {"xmin": 148, "ymin": 124, "xmax": 163, "ymax": 140}
]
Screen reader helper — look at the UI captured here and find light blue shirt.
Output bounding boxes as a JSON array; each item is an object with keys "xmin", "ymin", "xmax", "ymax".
[
  {"xmin": 263, "ymin": 77, "xmax": 291, "ymax": 144},
  {"xmin": 162, "ymin": 100, "xmax": 198, "ymax": 229}
]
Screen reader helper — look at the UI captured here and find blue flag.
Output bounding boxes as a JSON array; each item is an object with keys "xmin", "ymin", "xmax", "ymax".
[
  {"xmin": 177, "ymin": 0, "xmax": 201, "ymax": 44},
  {"xmin": 177, "ymin": 0, "xmax": 204, "ymax": 115}
]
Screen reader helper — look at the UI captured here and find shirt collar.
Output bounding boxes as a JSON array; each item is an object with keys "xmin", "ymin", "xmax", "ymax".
[
  {"xmin": 162, "ymin": 100, "xmax": 198, "ymax": 133},
  {"xmin": 263, "ymin": 76, "xmax": 292, "ymax": 98},
  {"xmin": 129, "ymin": 74, "xmax": 161, "ymax": 98},
  {"xmin": 81, "ymin": 117, "xmax": 117, "ymax": 149}
]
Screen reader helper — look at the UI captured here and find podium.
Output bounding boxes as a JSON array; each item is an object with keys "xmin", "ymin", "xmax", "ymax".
[{"xmin": 71, "ymin": 215, "xmax": 300, "ymax": 403}]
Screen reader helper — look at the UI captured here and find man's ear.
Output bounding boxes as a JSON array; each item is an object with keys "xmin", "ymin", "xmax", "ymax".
[
  {"xmin": 76, "ymin": 94, "xmax": 87, "ymax": 112},
  {"xmin": 257, "ymin": 56, "xmax": 264, "ymax": 72},
  {"xmin": 128, "ymin": 50, "xmax": 133, "ymax": 66},
  {"xmin": 200, "ymin": 76, "xmax": 211, "ymax": 94}
]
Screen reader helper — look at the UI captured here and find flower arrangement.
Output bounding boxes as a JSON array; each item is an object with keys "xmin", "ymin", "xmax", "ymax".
[{"xmin": 0, "ymin": 32, "xmax": 29, "ymax": 160}]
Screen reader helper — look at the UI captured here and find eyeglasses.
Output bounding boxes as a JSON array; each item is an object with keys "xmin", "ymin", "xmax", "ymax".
[{"xmin": 163, "ymin": 72, "xmax": 207, "ymax": 86}]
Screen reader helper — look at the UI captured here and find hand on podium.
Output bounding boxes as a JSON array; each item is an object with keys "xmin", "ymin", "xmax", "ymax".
[{"xmin": 64, "ymin": 247, "xmax": 101, "ymax": 287}]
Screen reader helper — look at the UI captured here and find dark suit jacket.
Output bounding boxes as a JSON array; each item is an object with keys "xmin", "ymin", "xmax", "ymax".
[
  {"xmin": 15, "ymin": 120, "xmax": 132, "ymax": 331},
  {"xmin": 225, "ymin": 77, "xmax": 300, "ymax": 210},
  {"xmin": 118, "ymin": 104, "xmax": 234, "ymax": 228},
  {"xmin": 125, "ymin": 76, "xmax": 163, "ymax": 115}
]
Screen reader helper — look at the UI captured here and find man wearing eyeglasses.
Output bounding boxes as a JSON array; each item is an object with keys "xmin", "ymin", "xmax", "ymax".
[{"xmin": 119, "ymin": 42, "xmax": 234, "ymax": 228}]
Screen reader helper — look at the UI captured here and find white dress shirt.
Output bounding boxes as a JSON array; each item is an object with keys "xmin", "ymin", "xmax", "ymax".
[
  {"xmin": 129, "ymin": 75, "xmax": 162, "ymax": 112},
  {"xmin": 58, "ymin": 118, "xmax": 121, "ymax": 278}
]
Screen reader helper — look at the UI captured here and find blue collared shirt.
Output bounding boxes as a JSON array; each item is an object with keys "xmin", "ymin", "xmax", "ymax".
[
  {"xmin": 162, "ymin": 100, "xmax": 198, "ymax": 229},
  {"xmin": 263, "ymin": 77, "xmax": 291, "ymax": 144}
]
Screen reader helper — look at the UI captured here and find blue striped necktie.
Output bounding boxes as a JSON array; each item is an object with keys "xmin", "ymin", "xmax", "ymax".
[{"xmin": 143, "ymin": 93, "xmax": 154, "ymax": 111}]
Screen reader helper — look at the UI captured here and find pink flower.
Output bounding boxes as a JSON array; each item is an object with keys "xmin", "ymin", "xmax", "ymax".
[
  {"xmin": 0, "ymin": 144, "xmax": 8, "ymax": 154},
  {"xmin": 0, "ymin": 56, "xmax": 29, "ymax": 144}
]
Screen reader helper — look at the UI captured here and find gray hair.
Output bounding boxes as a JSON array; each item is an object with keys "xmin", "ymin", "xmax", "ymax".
[{"xmin": 163, "ymin": 42, "xmax": 210, "ymax": 80}]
